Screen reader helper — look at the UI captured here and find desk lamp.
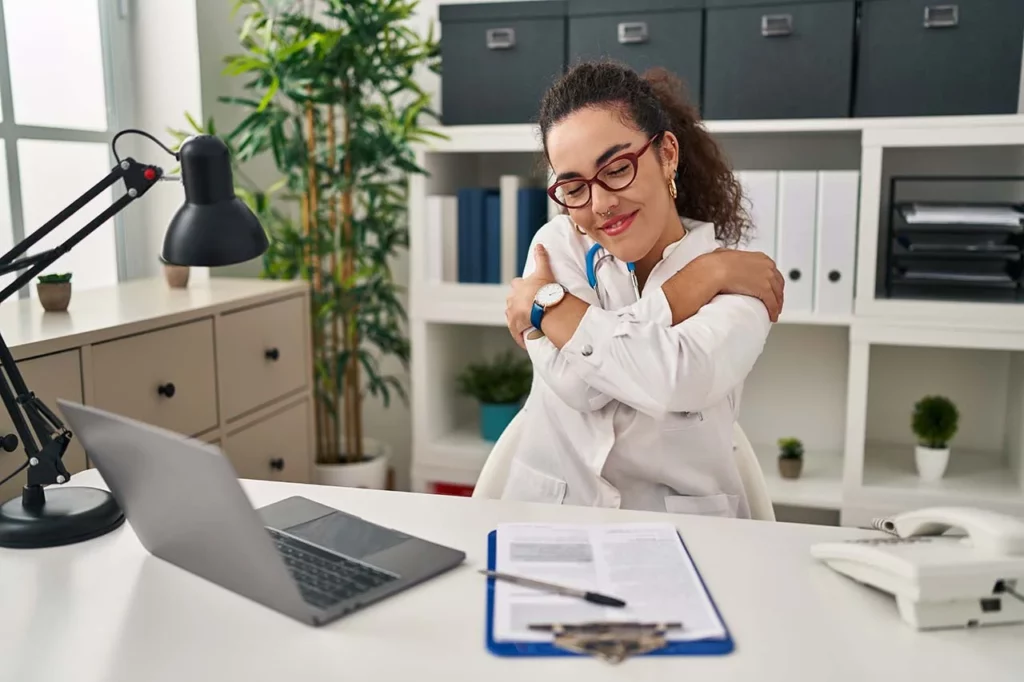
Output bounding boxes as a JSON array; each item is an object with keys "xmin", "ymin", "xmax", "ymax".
[{"xmin": 0, "ymin": 129, "xmax": 268, "ymax": 549}]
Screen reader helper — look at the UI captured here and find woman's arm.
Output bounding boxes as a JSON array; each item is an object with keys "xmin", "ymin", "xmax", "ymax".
[
  {"xmin": 550, "ymin": 293, "xmax": 770, "ymax": 419},
  {"xmin": 510, "ymin": 242, "xmax": 778, "ymax": 419},
  {"xmin": 516, "ymin": 222, "xmax": 738, "ymax": 412}
]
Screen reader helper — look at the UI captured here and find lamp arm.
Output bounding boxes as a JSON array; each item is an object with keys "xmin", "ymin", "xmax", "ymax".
[{"xmin": 0, "ymin": 157, "xmax": 162, "ymax": 500}]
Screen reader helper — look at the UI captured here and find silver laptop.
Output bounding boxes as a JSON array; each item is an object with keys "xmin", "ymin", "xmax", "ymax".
[{"xmin": 57, "ymin": 400, "xmax": 466, "ymax": 627}]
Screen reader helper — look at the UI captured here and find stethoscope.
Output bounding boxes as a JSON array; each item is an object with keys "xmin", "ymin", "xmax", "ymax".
[{"xmin": 585, "ymin": 242, "xmax": 640, "ymax": 308}]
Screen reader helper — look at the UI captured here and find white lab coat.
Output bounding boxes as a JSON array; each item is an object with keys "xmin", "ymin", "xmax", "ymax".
[{"xmin": 500, "ymin": 215, "xmax": 771, "ymax": 518}]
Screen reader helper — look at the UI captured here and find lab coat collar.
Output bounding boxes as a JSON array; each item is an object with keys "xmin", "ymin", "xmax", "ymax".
[{"xmin": 659, "ymin": 218, "xmax": 717, "ymax": 267}]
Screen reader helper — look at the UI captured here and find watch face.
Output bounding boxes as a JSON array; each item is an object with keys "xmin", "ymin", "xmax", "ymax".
[{"xmin": 536, "ymin": 282, "xmax": 564, "ymax": 307}]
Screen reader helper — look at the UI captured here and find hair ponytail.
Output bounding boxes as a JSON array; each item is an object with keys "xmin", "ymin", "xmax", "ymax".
[{"xmin": 538, "ymin": 60, "xmax": 750, "ymax": 246}]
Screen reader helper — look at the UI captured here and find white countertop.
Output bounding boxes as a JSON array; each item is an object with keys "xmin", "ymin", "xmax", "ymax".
[
  {"xmin": 1, "ymin": 470, "xmax": 1021, "ymax": 682},
  {"xmin": 0, "ymin": 276, "xmax": 307, "ymax": 359}
]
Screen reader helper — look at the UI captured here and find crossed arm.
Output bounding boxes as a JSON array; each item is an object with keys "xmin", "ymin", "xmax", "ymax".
[{"xmin": 512, "ymin": 232, "xmax": 780, "ymax": 419}]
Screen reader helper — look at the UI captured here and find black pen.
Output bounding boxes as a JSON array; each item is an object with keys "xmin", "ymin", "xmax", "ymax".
[{"xmin": 479, "ymin": 569, "xmax": 627, "ymax": 608}]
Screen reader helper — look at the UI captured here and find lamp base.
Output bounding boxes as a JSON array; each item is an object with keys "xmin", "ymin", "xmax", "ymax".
[{"xmin": 0, "ymin": 486, "xmax": 125, "ymax": 549}]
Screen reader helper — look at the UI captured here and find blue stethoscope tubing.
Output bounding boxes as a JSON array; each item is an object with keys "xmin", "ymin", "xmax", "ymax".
[{"xmin": 585, "ymin": 242, "xmax": 640, "ymax": 306}]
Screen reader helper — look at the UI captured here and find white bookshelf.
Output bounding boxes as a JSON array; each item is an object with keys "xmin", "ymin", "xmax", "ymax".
[{"xmin": 408, "ymin": 114, "xmax": 1024, "ymax": 524}]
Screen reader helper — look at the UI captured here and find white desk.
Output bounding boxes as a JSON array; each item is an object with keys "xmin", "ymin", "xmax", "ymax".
[{"xmin": 1, "ymin": 470, "xmax": 1021, "ymax": 682}]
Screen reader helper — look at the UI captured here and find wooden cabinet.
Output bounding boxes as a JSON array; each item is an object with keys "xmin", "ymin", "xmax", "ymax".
[
  {"xmin": 0, "ymin": 350, "xmax": 87, "ymax": 502},
  {"xmin": 0, "ymin": 277, "xmax": 314, "ymax": 504}
]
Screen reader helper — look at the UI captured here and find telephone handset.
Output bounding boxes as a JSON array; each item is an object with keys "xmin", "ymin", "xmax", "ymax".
[{"xmin": 811, "ymin": 506, "xmax": 1024, "ymax": 630}]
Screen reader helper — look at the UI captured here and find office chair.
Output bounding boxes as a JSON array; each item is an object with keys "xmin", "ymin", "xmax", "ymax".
[
  {"xmin": 733, "ymin": 422, "xmax": 776, "ymax": 521},
  {"xmin": 471, "ymin": 409, "xmax": 524, "ymax": 499}
]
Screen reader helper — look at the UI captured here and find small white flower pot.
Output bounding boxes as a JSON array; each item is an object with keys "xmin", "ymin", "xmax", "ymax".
[
  {"xmin": 914, "ymin": 445, "xmax": 950, "ymax": 482},
  {"xmin": 314, "ymin": 438, "xmax": 391, "ymax": 489}
]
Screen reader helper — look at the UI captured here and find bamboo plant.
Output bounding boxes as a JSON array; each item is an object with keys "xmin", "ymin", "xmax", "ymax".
[{"xmin": 180, "ymin": 0, "xmax": 441, "ymax": 464}]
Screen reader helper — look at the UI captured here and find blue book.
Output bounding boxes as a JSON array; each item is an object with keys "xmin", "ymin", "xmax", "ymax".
[
  {"xmin": 483, "ymin": 193, "xmax": 502, "ymax": 284},
  {"xmin": 517, "ymin": 188, "xmax": 549, "ymax": 276},
  {"xmin": 457, "ymin": 188, "xmax": 490, "ymax": 283}
]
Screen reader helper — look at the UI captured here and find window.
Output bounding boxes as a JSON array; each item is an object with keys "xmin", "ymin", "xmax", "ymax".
[{"xmin": 0, "ymin": 0, "xmax": 131, "ymax": 300}]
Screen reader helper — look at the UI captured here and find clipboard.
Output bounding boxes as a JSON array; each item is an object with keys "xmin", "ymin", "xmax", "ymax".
[{"xmin": 484, "ymin": 529, "xmax": 735, "ymax": 660}]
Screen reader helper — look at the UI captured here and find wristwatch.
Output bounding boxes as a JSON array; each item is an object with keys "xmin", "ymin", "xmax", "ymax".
[{"xmin": 530, "ymin": 283, "xmax": 567, "ymax": 329}]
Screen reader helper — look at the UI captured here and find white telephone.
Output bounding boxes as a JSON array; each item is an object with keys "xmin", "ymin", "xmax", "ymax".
[{"xmin": 811, "ymin": 507, "xmax": 1024, "ymax": 630}]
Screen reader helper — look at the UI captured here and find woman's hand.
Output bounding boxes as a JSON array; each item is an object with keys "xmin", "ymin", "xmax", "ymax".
[
  {"xmin": 506, "ymin": 244, "xmax": 555, "ymax": 349},
  {"xmin": 701, "ymin": 248, "xmax": 785, "ymax": 321},
  {"xmin": 662, "ymin": 248, "xmax": 784, "ymax": 324}
]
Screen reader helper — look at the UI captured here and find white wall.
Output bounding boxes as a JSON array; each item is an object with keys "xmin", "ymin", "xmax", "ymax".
[{"xmin": 123, "ymin": 0, "xmax": 208, "ymax": 284}]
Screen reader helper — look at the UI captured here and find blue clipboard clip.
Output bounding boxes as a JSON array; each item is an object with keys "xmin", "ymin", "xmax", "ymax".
[{"xmin": 528, "ymin": 621, "xmax": 684, "ymax": 664}]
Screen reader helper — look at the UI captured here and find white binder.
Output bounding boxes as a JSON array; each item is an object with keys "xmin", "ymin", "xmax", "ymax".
[
  {"xmin": 815, "ymin": 171, "xmax": 860, "ymax": 316},
  {"xmin": 776, "ymin": 171, "xmax": 818, "ymax": 313},
  {"xmin": 736, "ymin": 171, "xmax": 778, "ymax": 258}
]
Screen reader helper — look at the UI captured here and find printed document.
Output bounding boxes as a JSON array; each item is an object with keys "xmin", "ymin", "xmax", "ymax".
[
  {"xmin": 491, "ymin": 522, "xmax": 727, "ymax": 643},
  {"xmin": 902, "ymin": 203, "xmax": 1024, "ymax": 227}
]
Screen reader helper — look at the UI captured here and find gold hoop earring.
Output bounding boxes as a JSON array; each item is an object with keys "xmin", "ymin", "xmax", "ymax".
[
  {"xmin": 573, "ymin": 221, "xmax": 586, "ymax": 236},
  {"xmin": 668, "ymin": 175, "xmax": 678, "ymax": 201}
]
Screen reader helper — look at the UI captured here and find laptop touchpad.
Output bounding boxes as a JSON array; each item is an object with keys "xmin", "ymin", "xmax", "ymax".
[{"xmin": 285, "ymin": 511, "xmax": 408, "ymax": 559}]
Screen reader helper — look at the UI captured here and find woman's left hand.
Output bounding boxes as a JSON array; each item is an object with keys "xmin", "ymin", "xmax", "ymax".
[{"xmin": 506, "ymin": 244, "xmax": 555, "ymax": 349}]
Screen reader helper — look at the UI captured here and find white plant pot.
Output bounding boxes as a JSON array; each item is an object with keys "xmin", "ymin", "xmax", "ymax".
[
  {"xmin": 914, "ymin": 445, "xmax": 950, "ymax": 482},
  {"xmin": 314, "ymin": 438, "xmax": 391, "ymax": 489}
]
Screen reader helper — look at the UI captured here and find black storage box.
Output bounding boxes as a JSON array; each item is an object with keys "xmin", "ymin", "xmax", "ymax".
[
  {"xmin": 567, "ymin": 0, "xmax": 705, "ymax": 109},
  {"xmin": 703, "ymin": 0, "xmax": 856, "ymax": 120},
  {"xmin": 439, "ymin": 1, "xmax": 567, "ymax": 125},
  {"xmin": 855, "ymin": 0, "xmax": 1024, "ymax": 118}
]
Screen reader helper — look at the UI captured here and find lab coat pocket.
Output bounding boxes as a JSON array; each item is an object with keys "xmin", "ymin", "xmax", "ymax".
[
  {"xmin": 501, "ymin": 459, "xmax": 567, "ymax": 505},
  {"xmin": 664, "ymin": 493, "xmax": 739, "ymax": 518}
]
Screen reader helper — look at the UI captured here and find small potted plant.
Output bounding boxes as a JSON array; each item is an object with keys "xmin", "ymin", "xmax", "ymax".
[
  {"xmin": 912, "ymin": 395, "xmax": 959, "ymax": 482},
  {"xmin": 457, "ymin": 350, "xmax": 532, "ymax": 443},
  {"xmin": 36, "ymin": 273, "xmax": 72, "ymax": 312},
  {"xmin": 777, "ymin": 437, "xmax": 804, "ymax": 479}
]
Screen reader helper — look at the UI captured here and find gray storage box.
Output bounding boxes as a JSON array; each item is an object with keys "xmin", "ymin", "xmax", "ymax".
[
  {"xmin": 567, "ymin": 0, "xmax": 705, "ymax": 108},
  {"xmin": 440, "ymin": 1, "xmax": 567, "ymax": 125},
  {"xmin": 703, "ymin": 0, "xmax": 856, "ymax": 120},
  {"xmin": 855, "ymin": 0, "xmax": 1024, "ymax": 117}
]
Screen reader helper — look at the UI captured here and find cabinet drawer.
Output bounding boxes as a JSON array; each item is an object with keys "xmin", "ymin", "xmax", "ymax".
[
  {"xmin": 217, "ymin": 295, "xmax": 308, "ymax": 420},
  {"xmin": 0, "ymin": 350, "xmax": 86, "ymax": 503},
  {"xmin": 568, "ymin": 0, "xmax": 704, "ymax": 108},
  {"xmin": 855, "ymin": 0, "xmax": 1024, "ymax": 117},
  {"xmin": 223, "ymin": 400, "xmax": 311, "ymax": 483},
  {"xmin": 91, "ymin": 319, "xmax": 218, "ymax": 437},
  {"xmin": 704, "ymin": 0, "xmax": 856, "ymax": 120}
]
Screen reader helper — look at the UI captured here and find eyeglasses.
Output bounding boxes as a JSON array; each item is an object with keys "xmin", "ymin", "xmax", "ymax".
[{"xmin": 547, "ymin": 134, "xmax": 661, "ymax": 209}]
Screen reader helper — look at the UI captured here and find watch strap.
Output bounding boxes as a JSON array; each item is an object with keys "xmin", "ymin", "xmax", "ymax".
[{"xmin": 530, "ymin": 302, "xmax": 545, "ymax": 330}]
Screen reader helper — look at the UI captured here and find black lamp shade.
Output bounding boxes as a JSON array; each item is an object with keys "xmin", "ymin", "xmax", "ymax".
[{"xmin": 161, "ymin": 135, "xmax": 269, "ymax": 267}]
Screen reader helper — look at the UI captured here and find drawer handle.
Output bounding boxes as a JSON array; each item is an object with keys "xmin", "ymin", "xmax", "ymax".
[
  {"xmin": 485, "ymin": 27, "xmax": 515, "ymax": 50},
  {"xmin": 828, "ymin": 270, "xmax": 841, "ymax": 283},
  {"xmin": 157, "ymin": 382, "xmax": 176, "ymax": 398},
  {"xmin": 924, "ymin": 5, "xmax": 958, "ymax": 28},
  {"xmin": 617, "ymin": 22, "xmax": 649, "ymax": 45},
  {"xmin": 788, "ymin": 268, "xmax": 802, "ymax": 282},
  {"xmin": 761, "ymin": 14, "xmax": 793, "ymax": 37},
  {"xmin": 269, "ymin": 458, "xmax": 285, "ymax": 471},
  {"xmin": 265, "ymin": 347, "xmax": 280, "ymax": 361}
]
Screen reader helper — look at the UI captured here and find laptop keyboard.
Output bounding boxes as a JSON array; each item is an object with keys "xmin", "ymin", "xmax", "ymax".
[{"xmin": 268, "ymin": 528, "xmax": 398, "ymax": 609}]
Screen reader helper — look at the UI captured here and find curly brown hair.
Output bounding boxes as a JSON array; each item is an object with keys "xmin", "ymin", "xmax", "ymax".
[{"xmin": 537, "ymin": 60, "xmax": 750, "ymax": 247}]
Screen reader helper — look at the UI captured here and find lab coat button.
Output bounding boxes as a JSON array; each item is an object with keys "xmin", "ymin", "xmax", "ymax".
[{"xmin": 581, "ymin": 344, "xmax": 593, "ymax": 357}]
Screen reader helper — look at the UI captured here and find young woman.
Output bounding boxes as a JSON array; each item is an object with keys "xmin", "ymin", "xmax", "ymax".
[{"xmin": 501, "ymin": 61, "xmax": 784, "ymax": 518}]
